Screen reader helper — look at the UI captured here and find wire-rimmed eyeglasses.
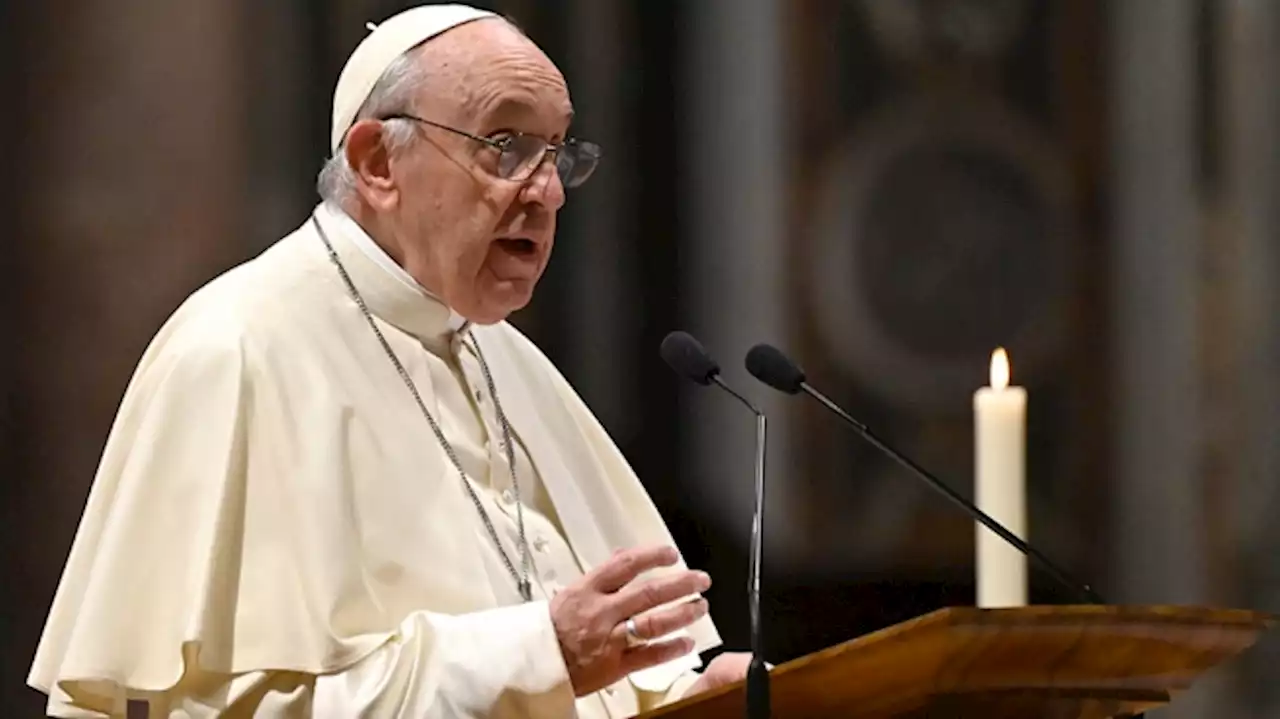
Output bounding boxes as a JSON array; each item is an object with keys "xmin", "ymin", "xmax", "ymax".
[{"xmin": 379, "ymin": 113, "xmax": 602, "ymax": 189}]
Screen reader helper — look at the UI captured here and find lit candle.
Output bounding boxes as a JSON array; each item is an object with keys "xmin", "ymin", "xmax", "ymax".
[{"xmin": 973, "ymin": 347, "xmax": 1027, "ymax": 608}]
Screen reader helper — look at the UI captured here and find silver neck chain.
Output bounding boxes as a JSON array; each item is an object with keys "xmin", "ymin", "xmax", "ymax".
[{"xmin": 312, "ymin": 215, "xmax": 533, "ymax": 602}]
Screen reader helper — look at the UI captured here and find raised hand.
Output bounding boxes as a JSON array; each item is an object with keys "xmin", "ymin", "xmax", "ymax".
[{"xmin": 550, "ymin": 545, "xmax": 711, "ymax": 697}]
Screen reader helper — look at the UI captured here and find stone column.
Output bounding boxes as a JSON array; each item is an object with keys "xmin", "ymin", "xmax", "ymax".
[
  {"xmin": 559, "ymin": 0, "xmax": 640, "ymax": 440},
  {"xmin": 1219, "ymin": 0, "xmax": 1280, "ymax": 715},
  {"xmin": 1108, "ymin": 1, "xmax": 1209, "ymax": 716},
  {"xmin": 243, "ymin": 0, "xmax": 325, "ymax": 246},
  {"xmin": 11, "ymin": 1, "xmax": 248, "ymax": 714},
  {"xmin": 682, "ymin": 0, "xmax": 800, "ymax": 561},
  {"xmin": 0, "ymin": 0, "xmax": 18, "ymax": 486}
]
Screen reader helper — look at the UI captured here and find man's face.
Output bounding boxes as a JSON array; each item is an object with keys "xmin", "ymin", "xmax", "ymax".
[{"xmin": 383, "ymin": 20, "xmax": 573, "ymax": 324}]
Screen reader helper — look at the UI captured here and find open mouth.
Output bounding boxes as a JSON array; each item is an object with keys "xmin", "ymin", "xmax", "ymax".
[{"xmin": 496, "ymin": 237, "xmax": 537, "ymax": 256}]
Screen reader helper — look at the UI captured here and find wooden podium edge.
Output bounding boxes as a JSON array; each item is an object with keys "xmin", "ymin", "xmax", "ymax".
[{"xmin": 639, "ymin": 604, "xmax": 1279, "ymax": 717}]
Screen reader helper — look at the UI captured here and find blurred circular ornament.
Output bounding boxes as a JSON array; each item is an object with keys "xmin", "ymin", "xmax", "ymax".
[{"xmin": 804, "ymin": 94, "xmax": 1073, "ymax": 413}]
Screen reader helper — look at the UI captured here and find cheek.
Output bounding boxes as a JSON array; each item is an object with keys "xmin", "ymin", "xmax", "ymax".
[
  {"xmin": 450, "ymin": 210, "xmax": 505, "ymax": 282},
  {"xmin": 408, "ymin": 178, "xmax": 480, "ymax": 260},
  {"xmin": 420, "ymin": 177, "xmax": 524, "ymax": 285}
]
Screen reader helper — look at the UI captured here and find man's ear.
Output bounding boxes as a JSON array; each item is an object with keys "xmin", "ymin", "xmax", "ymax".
[{"xmin": 345, "ymin": 120, "xmax": 399, "ymax": 209}]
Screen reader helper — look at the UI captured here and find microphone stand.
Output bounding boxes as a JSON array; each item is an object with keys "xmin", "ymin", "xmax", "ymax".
[
  {"xmin": 744, "ymin": 342, "xmax": 1144, "ymax": 717},
  {"xmin": 659, "ymin": 332, "xmax": 773, "ymax": 717},
  {"xmin": 795, "ymin": 380, "xmax": 1143, "ymax": 716},
  {"xmin": 708, "ymin": 376, "xmax": 771, "ymax": 719},
  {"xmin": 745, "ymin": 411, "xmax": 769, "ymax": 719},
  {"xmin": 797, "ymin": 380, "xmax": 1103, "ymax": 605}
]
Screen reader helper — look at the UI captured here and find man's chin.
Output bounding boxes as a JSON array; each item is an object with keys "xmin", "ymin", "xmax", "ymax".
[{"xmin": 461, "ymin": 288, "xmax": 534, "ymax": 325}]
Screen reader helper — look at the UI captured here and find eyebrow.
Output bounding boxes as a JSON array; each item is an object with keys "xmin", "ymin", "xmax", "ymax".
[{"xmin": 482, "ymin": 96, "xmax": 574, "ymax": 133}]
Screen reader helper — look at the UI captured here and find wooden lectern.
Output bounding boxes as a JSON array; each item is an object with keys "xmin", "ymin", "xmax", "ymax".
[{"xmin": 637, "ymin": 605, "xmax": 1276, "ymax": 718}]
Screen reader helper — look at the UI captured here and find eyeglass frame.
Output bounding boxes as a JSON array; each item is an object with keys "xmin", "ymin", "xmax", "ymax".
[{"xmin": 375, "ymin": 112, "xmax": 602, "ymax": 188}]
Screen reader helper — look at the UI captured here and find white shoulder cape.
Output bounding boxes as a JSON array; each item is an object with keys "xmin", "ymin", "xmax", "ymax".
[{"xmin": 28, "ymin": 214, "xmax": 721, "ymax": 713}]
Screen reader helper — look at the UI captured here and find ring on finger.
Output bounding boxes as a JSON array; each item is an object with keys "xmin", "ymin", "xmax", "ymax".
[{"xmin": 624, "ymin": 617, "xmax": 646, "ymax": 648}]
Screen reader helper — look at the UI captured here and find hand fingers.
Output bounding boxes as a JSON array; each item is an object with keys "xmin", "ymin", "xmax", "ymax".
[
  {"xmin": 618, "ymin": 636, "xmax": 697, "ymax": 675},
  {"xmin": 610, "ymin": 569, "xmax": 711, "ymax": 621},
  {"xmin": 587, "ymin": 545, "xmax": 680, "ymax": 593},
  {"xmin": 622, "ymin": 597, "xmax": 710, "ymax": 642}
]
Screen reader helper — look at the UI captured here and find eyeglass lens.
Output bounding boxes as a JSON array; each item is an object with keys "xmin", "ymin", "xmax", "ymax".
[{"xmin": 500, "ymin": 135, "xmax": 601, "ymax": 188}]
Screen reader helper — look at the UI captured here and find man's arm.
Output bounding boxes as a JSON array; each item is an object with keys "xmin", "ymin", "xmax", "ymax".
[
  {"xmin": 311, "ymin": 602, "xmax": 576, "ymax": 717},
  {"xmin": 108, "ymin": 602, "xmax": 575, "ymax": 719},
  {"xmin": 98, "ymin": 547, "xmax": 713, "ymax": 718}
]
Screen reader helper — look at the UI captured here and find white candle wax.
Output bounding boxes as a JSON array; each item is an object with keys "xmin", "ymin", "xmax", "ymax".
[{"xmin": 974, "ymin": 348, "xmax": 1028, "ymax": 608}]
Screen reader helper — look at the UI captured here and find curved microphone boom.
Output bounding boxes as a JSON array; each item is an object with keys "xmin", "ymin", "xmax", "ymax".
[
  {"xmin": 661, "ymin": 331, "xmax": 771, "ymax": 719},
  {"xmin": 744, "ymin": 342, "xmax": 1105, "ymax": 606}
]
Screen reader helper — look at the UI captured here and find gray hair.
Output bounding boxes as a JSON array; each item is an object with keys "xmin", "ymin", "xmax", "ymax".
[{"xmin": 315, "ymin": 47, "xmax": 427, "ymax": 204}]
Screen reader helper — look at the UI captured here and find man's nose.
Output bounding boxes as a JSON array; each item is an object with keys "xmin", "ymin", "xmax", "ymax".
[{"xmin": 521, "ymin": 157, "xmax": 566, "ymax": 210}]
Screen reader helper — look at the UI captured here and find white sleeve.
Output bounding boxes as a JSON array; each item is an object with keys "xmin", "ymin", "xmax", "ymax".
[
  {"xmin": 634, "ymin": 670, "xmax": 702, "ymax": 713},
  {"xmin": 45, "ymin": 603, "xmax": 578, "ymax": 719},
  {"xmin": 312, "ymin": 601, "xmax": 577, "ymax": 718}
]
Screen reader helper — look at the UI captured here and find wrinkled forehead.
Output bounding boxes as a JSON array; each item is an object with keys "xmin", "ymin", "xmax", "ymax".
[{"xmin": 417, "ymin": 19, "xmax": 574, "ymax": 125}]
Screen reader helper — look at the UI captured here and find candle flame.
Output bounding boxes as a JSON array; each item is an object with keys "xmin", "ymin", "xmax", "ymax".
[{"xmin": 990, "ymin": 347, "xmax": 1010, "ymax": 390}]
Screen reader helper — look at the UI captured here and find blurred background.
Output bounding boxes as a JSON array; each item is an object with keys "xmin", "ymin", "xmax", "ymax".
[{"xmin": 3, "ymin": 0, "xmax": 1279, "ymax": 716}]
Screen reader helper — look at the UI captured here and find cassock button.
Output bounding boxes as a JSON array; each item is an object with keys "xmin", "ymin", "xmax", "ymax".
[
  {"xmin": 533, "ymin": 536, "xmax": 548, "ymax": 552},
  {"xmin": 501, "ymin": 488, "xmax": 516, "ymax": 504},
  {"xmin": 474, "ymin": 388, "xmax": 483, "ymax": 402}
]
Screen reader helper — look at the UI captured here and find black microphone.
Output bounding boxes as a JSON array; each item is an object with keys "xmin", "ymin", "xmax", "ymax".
[
  {"xmin": 744, "ymin": 342, "xmax": 1105, "ymax": 606},
  {"xmin": 661, "ymin": 331, "xmax": 771, "ymax": 719}
]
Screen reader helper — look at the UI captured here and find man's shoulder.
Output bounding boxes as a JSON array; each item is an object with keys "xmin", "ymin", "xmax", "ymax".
[
  {"xmin": 178, "ymin": 226, "xmax": 328, "ymax": 326},
  {"xmin": 140, "ymin": 224, "xmax": 333, "ymax": 369}
]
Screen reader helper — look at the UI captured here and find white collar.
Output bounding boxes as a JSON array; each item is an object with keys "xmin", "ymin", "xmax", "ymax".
[{"xmin": 318, "ymin": 202, "xmax": 468, "ymax": 332}]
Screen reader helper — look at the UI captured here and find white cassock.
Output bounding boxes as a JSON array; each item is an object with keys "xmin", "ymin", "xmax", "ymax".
[{"xmin": 28, "ymin": 201, "xmax": 722, "ymax": 718}]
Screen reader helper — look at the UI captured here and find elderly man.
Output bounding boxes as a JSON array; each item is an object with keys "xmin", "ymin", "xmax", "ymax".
[{"xmin": 28, "ymin": 5, "xmax": 749, "ymax": 717}]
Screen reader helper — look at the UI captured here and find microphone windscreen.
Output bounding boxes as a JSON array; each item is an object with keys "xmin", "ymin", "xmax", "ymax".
[
  {"xmin": 660, "ymin": 331, "xmax": 720, "ymax": 385},
  {"xmin": 745, "ymin": 343, "xmax": 805, "ymax": 394}
]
